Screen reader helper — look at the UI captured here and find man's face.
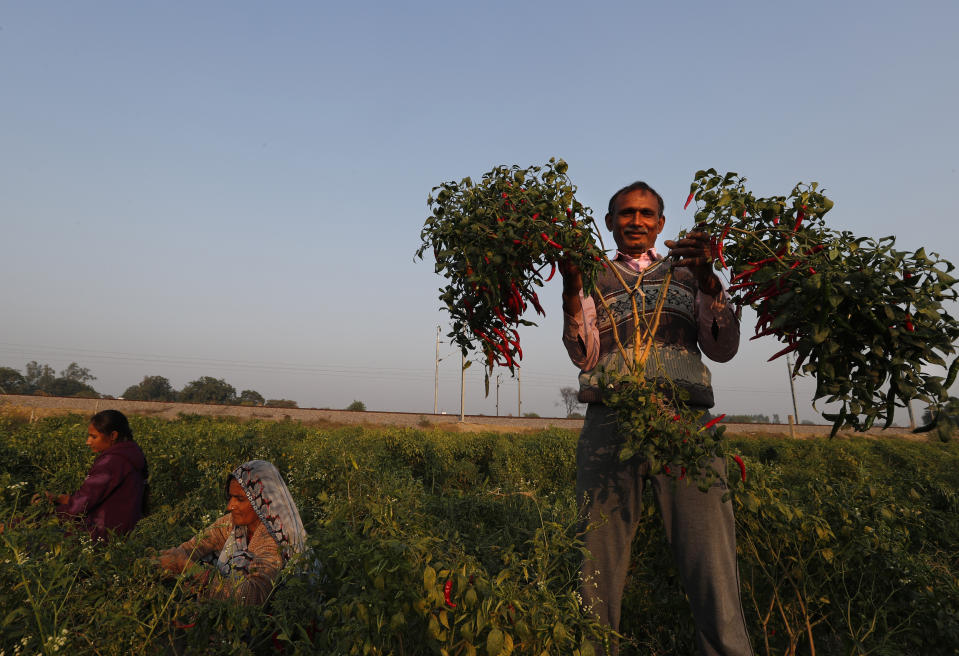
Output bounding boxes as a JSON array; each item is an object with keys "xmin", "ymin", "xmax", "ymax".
[{"xmin": 605, "ymin": 190, "xmax": 665, "ymax": 256}]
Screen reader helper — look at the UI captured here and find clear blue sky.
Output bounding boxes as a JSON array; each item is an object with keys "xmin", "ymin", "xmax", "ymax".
[{"xmin": 1, "ymin": 1, "xmax": 957, "ymax": 421}]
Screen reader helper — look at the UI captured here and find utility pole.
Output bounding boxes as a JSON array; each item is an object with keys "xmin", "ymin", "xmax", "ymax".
[
  {"xmin": 434, "ymin": 325, "xmax": 441, "ymax": 414},
  {"xmin": 495, "ymin": 374, "xmax": 502, "ymax": 416},
  {"xmin": 786, "ymin": 353, "xmax": 800, "ymax": 424},
  {"xmin": 517, "ymin": 367, "xmax": 522, "ymax": 417},
  {"xmin": 459, "ymin": 352, "xmax": 466, "ymax": 422}
]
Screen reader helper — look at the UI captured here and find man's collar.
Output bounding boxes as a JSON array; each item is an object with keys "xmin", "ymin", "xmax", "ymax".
[{"xmin": 614, "ymin": 248, "xmax": 660, "ymax": 262}]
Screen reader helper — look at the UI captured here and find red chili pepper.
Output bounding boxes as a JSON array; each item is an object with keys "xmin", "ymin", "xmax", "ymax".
[
  {"xmin": 512, "ymin": 239, "xmax": 523, "ymax": 245},
  {"xmin": 749, "ymin": 328, "xmax": 778, "ymax": 340},
  {"xmin": 684, "ymin": 191, "xmax": 694, "ymax": 210},
  {"xmin": 497, "ymin": 217, "xmax": 504, "ymax": 223},
  {"xmin": 702, "ymin": 413, "xmax": 726, "ymax": 431},
  {"xmin": 773, "ymin": 216, "xmax": 780, "ymax": 225},
  {"xmin": 905, "ymin": 314, "xmax": 915, "ymax": 332},
  {"xmin": 727, "ymin": 281, "xmax": 759, "ymax": 293},
  {"xmin": 444, "ymin": 579, "xmax": 457, "ymax": 608},
  {"xmin": 541, "ymin": 232, "xmax": 563, "ymax": 249},
  {"xmin": 501, "ymin": 192, "xmax": 508, "ymax": 198},
  {"xmin": 545, "ymin": 262, "xmax": 556, "ymax": 282},
  {"xmin": 730, "ymin": 266, "xmax": 759, "ymax": 284},
  {"xmin": 808, "ymin": 266, "xmax": 816, "ymax": 275},
  {"xmin": 793, "ymin": 211, "xmax": 804, "ymax": 232},
  {"xmin": 510, "ymin": 283, "xmax": 526, "ymax": 311},
  {"xmin": 530, "ymin": 291, "xmax": 544, "ymax": 315},
  {"xmin": 672, "ymin": 414, "xmax": 681, "ymax": 421},
  {"xmin": 494, "ymin": 307, "xmax": 509, "ymax": 325},
  {"xmin": 732, "ymin": 455, "xmax": 746, "ymax": 482},
  {"xmin": 493, "ymin": 341, "xmax": 513, "ymax": 367},
  {"xmin": 566, "ymin": 207, "xmax": 572, "ymax": 216},
  {"xmin": 716, "ymin": 224, "xmax": 730, "ymax": 268},
  {"xmin": 768, "ymin": 342, "xmax": 800, "ymax": 361},
  {"xmin": 680, "ymin": 467, "xmax": 687, "ymax": 480}
]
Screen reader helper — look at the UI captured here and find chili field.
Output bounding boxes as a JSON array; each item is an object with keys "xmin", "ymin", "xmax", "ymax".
[{"xmin": 0, "ymin": 412, "xmax": 957, "ymax": 655}]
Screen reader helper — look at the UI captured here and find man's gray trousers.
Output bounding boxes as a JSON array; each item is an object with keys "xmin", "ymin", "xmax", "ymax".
[{"xmin": 577, "ymin": 403, "xmax": 754, "ymax": 656}]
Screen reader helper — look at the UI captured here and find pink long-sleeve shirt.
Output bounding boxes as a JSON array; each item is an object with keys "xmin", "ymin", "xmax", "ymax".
[{"xmin": 562, "ymin": 249, "xmax": 739, "ymax": 372}]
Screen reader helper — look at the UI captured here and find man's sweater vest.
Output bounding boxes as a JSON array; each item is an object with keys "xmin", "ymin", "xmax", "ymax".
[{"xmin": 577, "ymin": 258, "xmax": 715, "ymax": 407}]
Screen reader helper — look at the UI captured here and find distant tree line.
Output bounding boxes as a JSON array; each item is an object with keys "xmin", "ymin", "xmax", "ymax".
[
  {"xmin": 724, "ymin": 413, "xmax": 776, "ymax": 424},
  {"xmin": 0, "ymin": 362, "xmax": 298, "ymax": 408}
]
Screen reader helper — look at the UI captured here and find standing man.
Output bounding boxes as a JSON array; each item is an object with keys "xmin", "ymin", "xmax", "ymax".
[{"xmin": 560, "ymin": 181, "xmax": 753, "ymax": 655}]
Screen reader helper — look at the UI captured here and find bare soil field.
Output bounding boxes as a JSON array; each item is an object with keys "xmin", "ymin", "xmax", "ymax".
[{"xmin": 1, "ymin": 393, "xmax": 923, "ymax": 439}]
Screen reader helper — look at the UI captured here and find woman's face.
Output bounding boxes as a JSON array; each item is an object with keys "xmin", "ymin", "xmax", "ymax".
[
  {"xmin": 86, "ymin": 424, "xmax": 117, "ymax": 453},
  {"xmin": 227, "ymin": 479, "xmax": 261, "ymax": 529}
]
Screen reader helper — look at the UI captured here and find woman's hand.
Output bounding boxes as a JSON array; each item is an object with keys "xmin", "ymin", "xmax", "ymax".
[
  {"xmin": 185, "ymin": 567, "xmax": 211, "ymax": 593},
  {"xmin": 156, "ymin": 549, "xmax": 187, "ymax": 574},
  {"xmin": 31, "ymin": 491, "xmax": 68, "ymax": 506}
]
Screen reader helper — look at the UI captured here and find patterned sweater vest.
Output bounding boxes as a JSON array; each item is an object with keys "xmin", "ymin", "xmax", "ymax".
[{"xmin": 577, "ymin": 258, "xmax": 715, "ymax": 407}]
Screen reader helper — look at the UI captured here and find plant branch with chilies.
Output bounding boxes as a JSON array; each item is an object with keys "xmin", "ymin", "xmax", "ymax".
[{"xmin": 686, "ymin": 168, "xmax": 959, "ymax": 435}]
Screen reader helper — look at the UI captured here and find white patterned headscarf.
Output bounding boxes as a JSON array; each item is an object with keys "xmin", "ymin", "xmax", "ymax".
[{"xmin": 215, "ymin": 460, "xmax": 308, "ymax": 576}]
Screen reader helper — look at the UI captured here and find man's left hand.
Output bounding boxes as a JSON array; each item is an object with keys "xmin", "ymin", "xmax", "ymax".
[{"xmin": 663, "ymin": 231, "xmax": 723, "ymax": 296}]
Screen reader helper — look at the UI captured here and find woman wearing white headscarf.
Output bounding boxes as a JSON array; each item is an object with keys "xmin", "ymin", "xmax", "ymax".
[{"xmin": 157, "ymin": 460, "xmax": 307, "ymax": 605}]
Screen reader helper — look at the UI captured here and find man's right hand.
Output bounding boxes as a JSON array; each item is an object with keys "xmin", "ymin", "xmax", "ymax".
[{"xmin": 559, "ymin": 259, "xmax": 583, "ymax": 316}]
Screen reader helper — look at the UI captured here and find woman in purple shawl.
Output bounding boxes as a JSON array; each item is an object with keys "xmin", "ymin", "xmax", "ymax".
[{"xmin": 47, "ymin": 409, "xmax": 148, "ymax": 541}]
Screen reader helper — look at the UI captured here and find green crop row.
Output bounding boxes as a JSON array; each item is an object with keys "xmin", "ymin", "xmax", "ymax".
[{"xmin": 0, "ymin": 413, "xmax": 956, "ymax": 655}]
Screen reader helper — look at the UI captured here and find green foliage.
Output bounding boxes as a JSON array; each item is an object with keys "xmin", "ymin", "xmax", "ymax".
[
  {"xmin": 2, "ymin": 416, "xmax": 957, "ymax": 655},
  {"xmin": 346, "ymin": 400, "xmax": 366, "ymax": 412},
  {"xmin": 724, "ymin": 414, "xmax": 771, "ymax": 424},
  {"xmin": 264, "ymin": 399, "xmax": 298, "ymax": 409},
  {"xmin": 122, "ymin": 375, "xmax": 178, "ymax": 402},
  {"xmin": 238, "ymin": 390, "xmax": 265, "ymax": 406},
  {"xmin": 603, "ymin": 375, "xmax": 728, "ymax": 490},
  {"xmin": 24, "ymin": 361, "xmax": 56, "ymax": 392},
  {"xmin": 60, "ymin": 363, "xmax": 96, "ymax": 385},
  {"xmin": 0, "ymin": 366, "xmax": 27, "ymax": 394},
  {"xmin": 3, "ymin": 361, "xmax": 101, "ymax": 398},
  {"xmin": 688, "ymin": 169, "xmax": 959, "ymax": 434},
  {"xmin": 178, "ymin": 376, "xmax": 238, "ymax": 405}
]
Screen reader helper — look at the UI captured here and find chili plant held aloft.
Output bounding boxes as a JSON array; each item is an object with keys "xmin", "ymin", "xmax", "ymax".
[
  {"xmin": 415, "ymin": 158, "xmax": 605, "ymax": 390},
  {"xmin": 685, "ymin": 169, "xmax": 959, "ymax": 435}
]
